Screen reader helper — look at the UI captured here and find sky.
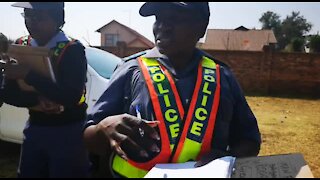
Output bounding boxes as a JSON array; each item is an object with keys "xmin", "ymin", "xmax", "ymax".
[{"xmin": 1, "ymin": 2, "xmax": 320, "ymax": 46}]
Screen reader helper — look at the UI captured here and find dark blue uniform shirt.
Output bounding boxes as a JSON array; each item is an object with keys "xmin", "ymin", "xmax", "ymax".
[
  {"xmin": 1, "ymin": 32, "xmax": 88, "ymax": 126},
  {"xmin": 86, "ymin": 47, "xmax": 261, "ymax": 151}
]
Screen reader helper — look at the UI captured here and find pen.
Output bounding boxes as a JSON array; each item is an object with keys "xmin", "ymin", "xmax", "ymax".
[
  {"xmin": 135, "ymin": 105, "xmax": 160, "ymax": 126},
  {"xmin": 135, "ymin": 105, "xmax": 141, "ymax": 119}
]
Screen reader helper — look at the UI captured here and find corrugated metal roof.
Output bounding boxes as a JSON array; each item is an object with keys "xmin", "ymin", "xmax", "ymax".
[{"xmin": 200, "ymin": 28, "xmax": 277, "ymax": 51}]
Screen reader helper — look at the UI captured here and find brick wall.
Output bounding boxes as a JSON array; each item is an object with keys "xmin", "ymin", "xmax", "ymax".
[
  {"xmin": 205, "ymin": 50, "xmax": 320, "ymax": 98},
  {"xmin": 97, "ymin": 46, "xmax": 320, "ymax": 98},
  {"xmin": 97, "ymin": 46, "xmax": 148, "ymax": 58}
]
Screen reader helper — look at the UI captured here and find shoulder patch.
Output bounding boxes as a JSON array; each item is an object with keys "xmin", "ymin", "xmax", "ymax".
[
  {"xmin": 17, "ymin": 35, "xmax": 31, "ymax": 45},
  {"xmin": 123, "ymin": 51, "xmax": 147, "ymax": 62}
]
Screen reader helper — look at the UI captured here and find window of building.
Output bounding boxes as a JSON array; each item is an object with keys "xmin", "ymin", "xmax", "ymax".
[{"xmin": 105, "ymin": 34, "xmax": 119, "ymax": 47}]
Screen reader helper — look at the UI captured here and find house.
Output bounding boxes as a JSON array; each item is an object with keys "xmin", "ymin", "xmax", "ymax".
[
  {"xmin": 198, "ymin": 26, "xmax": 277, "ymax": 51},
  {"xmin": 96, "ymin": 20, "xmax": 154, "ymax": 49}
]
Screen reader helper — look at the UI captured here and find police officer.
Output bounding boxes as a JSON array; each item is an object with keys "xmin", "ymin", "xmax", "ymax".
[
  {"xmin": 83, "ymin": 2, "xmax": 261, "ymax": 178},
  {"xmin": 2, "ymin": 2, "xmax": 90, "ymax": 178}
]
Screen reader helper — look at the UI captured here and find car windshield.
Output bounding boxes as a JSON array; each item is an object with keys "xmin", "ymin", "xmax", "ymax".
[{"xmin": 85, "ymin": 47, "xmax": 122, "ymax": 79}]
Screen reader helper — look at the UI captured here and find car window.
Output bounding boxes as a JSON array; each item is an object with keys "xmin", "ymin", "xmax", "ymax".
[{"xmin": 85, "ymin": 47, "xmax": 122, "ymax": 79}]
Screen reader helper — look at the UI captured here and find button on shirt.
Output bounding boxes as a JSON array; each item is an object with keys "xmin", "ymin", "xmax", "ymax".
[{"xmin": 86, "ymin": 47, "xmax": 261, "ymax": 151}]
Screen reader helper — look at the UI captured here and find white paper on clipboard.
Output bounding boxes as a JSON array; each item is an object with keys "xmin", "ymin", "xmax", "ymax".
[{"xmin": 144, "ymin": 156, "xmax": 236, "ymax": 178}]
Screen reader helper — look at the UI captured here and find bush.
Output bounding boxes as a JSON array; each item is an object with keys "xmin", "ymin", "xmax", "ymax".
[
  {"xmin": 309, "ymin": 35, "xmax": 320, "ymax": 53},
  {"xmin": 291, "ymin": 37, "xmax": 305, "ymax": 52}
]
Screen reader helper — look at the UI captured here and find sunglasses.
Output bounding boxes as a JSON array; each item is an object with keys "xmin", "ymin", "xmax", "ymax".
[{"xmin": 21, "ymin": 12, "xmax": 50, "ymax": 22}]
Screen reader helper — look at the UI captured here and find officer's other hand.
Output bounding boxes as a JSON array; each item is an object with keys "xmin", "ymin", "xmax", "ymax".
[
  {"xmin": 0, "ymin": 33, "xmax": 9, "ymax": 53},
  {"xmin": 30, "ymin": 96, "xmax": 64, "ymax": 114},
  {"xmin": 0, "ymin": 32, "xmax": 14, "ymax": 70},
  {"xmin": 96, "ymin": 113, "xmax": 160, "ymax": 162},
  {"xmin": 0, "ymin": 53, "xmax": 10, "ymax": 68},
  {"xmin": 194, "ymin": 149, "xmax": 230, "ymax": 168},
  {"xmin": 5, "ymin": 62, "xmax": 30, "ymax": 80}
]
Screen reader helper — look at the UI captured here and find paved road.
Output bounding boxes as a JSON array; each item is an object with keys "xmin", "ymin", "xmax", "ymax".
[{"xmin": 0, "ymin": 141, "xmax": 20, "ymax": 178}]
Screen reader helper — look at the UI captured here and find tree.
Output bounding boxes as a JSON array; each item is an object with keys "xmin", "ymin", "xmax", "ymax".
[
  {"xmin": 259, "ymin": 11, "xmax": 313, "ymax": 51},
  {"xmin": 280, "ymin": 11, "xmax": 312, "ymax": 50},
  {"xmin": 259, "ymin": 11, "xmax": 282, "ymax": 49},
  {"xmin": 259, "ymin": 11, "xmax": 281, "ymax": 30},
  {"xmin": 309, "ymin": 34, "xmax": 320, "ymax": 53},
  {"xmin": 290, "ymin": 37, "xmax": 305, "ymax": 52}
]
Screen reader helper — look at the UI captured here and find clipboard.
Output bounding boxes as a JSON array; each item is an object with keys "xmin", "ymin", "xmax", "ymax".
[
  {"xmin": 230, "ymin": 153, "xmax": 314, "ymax": 178},
  {"xmin": 7, "ymin": 44, "xmax": 56, "ymax": 92},
  {"xmin": 144, "ymin": 153, "xmax": 314, "ymax": 178}
]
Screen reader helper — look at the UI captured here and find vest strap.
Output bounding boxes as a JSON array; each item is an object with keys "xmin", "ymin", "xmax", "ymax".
[
  {"xmin": 112, "ymin": 154, "xmax": 148, "ymax": 178},
  {"xmin": 112, "ymin": 55, "xmax": 221, "ymax": 177}
]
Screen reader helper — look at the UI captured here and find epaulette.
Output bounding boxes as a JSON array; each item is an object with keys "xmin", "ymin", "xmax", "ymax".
[
  {"xmin": 202, "ymin": 50, "xmax": 230, "ymax": 68},
  {"xmin": 123, "ymin": 50, "xmax": 147, "ymax": 62}
]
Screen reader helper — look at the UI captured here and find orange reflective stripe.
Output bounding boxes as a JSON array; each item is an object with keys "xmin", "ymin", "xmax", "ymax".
[
  {"xmin": 172, "ymin": 62, "xmax": 203, "ymax": 162},
  {"xmin": 172, "ymin": 58, "xmax": 220, "ymax": 162},
  {"xmin": 27, "ymin": 36, "xmax": 31, "ymax": 45},
  {"xmin": 161, "ymin": 64, "xmax": 185, "ymax": 120},
  {"xmin": 18, "ymin": 36, "xmax": 30, "ymax": 46},
  {"xmin": 129, "ymin": 57, "xmax": 171, "ymax": 171},
  {"xmin": 19, "ymin": 37, "xmax": 23, "ymax": 45},
  {"xmin": 56, "ymin": 39, "xmax": 76, "ymax": 65},
  {"xmin": 115, "ymin": 56, "xmax": 221, "ymax": 176},
  {"xmin": 198, "ymin": 64, "xmax": 221, "ymax": 158}
]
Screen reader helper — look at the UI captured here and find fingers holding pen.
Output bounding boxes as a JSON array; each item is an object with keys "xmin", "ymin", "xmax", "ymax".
[
  {"xmin": 109, "ymin": 130, "xmax": 150, "ymax": 162},
  {"xmin": 122, "ymin": 114, "xmax": 160, "ymax": 140},
  {"xmin": 98, "ymin": 114, "xmax": 161, "ymax": 162},
  {"xmin": 122, "ymin": 114, "xmax": 161, "ymax": 154}
]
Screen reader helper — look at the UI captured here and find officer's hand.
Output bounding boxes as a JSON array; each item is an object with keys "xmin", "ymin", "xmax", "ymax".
[
  {"xmin": 0, "ymin": 33, "xmax": 9, "ymax": 53},
  {"xmin": 5, "ymin": 62, "xmax": 30, "ymax": 80},
  {"xmin": 0, "ymin": 53, "xmax": 10, "ymax": 68},
  {"xmin": 96, "ymin": 113, "xmax": 160, "ymax": 162},
  {"xmin": 30, "ymin": 96, "xmax": 64, "ymax": 114},
  {"xmin": 194, "ymin": 149, "xmax": 230, "ymax": 167}
]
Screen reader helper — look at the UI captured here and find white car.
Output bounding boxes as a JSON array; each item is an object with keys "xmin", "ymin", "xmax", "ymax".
[{"xmin": 0, "ymin": 47, "xmax": 122, "ymax": 144}]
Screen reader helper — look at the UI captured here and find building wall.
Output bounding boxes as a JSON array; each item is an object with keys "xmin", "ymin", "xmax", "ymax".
[
  {"xmin": 97, "ymin": 46, "xmax": 148, "ymax": 59},
  {"xmin": 129, "ymin": 40, "xmax": 149, "ymax": 48},
  {"xmin": 99, "ymin": 23, "xmax": 136, "ymax": 46},
  {"xmin": 206, "ymin": 50, "xmax": 320, "ymax": 98}
]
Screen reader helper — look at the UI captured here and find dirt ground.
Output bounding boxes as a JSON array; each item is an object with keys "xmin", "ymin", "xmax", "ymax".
[
  {"xmin": 0, "ymin": 96, "xmax": 319, "ymax": 178},
  {"xmin": 246, "ymin": 96, "xmax": 320, "ymax": 178},
  {"xmin": 0, "ymin": 141, "xmax": 20, "ymax": 178}
]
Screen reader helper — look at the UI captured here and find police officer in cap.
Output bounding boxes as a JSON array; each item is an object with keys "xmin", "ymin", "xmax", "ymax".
[
  {"xmin": 83, "ymin": 2, "xmax": 261, "ymax": 178},
  {"xmin": 2, "ymin": 2, "xmax": 90, "ymax": 178}
]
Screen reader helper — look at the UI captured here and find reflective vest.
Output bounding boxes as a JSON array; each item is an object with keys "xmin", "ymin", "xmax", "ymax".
[
  {"xmin": 112, "ymin": 55, "xmax": 221, "ymax": 178},
  {"xmin": 18, "ymin": 35, "xmax": 86, "ymax": 105}
]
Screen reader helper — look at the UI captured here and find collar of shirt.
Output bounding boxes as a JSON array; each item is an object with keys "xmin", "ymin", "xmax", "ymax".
[
  {"xmin": 29, "ymin": 31, "xmax": 69, "ymax": 49},
  {"xmin": 142, "ymin": 47, "xmax": 206, "ymax": 78}
]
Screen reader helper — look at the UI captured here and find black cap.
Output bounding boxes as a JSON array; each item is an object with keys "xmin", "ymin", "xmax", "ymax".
[
  {"xmin": 139, "ymin": 2, "xmax": 210, "ymax": 20},
  {"xmin": 11, "ymin": 2, "xmax": 64, "ymax": 10}
]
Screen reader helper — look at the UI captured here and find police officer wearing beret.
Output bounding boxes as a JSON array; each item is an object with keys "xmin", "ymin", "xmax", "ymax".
[
  {"xmin": 84, "ymin": 2, "xmax": 261, "ymax": 178},
  {"xmin": 2, "ymin": 2, "xmax": 90, "ymax": 178}
]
